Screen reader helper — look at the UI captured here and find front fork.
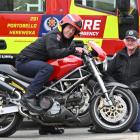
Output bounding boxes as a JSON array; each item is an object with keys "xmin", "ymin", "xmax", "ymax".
[{"xmin": 88, "ymin": 57, "xmax": 113, "ymax": 106}]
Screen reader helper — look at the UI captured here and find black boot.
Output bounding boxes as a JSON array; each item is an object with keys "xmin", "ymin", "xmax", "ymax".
[
  {"xmin": 21, "ymin": 93, "xmax": 43, "ymax": 113},
  {"xmin": 88, "ymin": 125, "xmax": 104, "ymax": 133},
  {"xmin": 39, "ymin": 126, "xmax": 64, "ymax": 135}
]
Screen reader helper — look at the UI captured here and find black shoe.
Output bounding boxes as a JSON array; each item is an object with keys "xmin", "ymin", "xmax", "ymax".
[
  {"xmin": 130, "ymin": 128, "xmax": 140, "ymax": 132},
  {"xmin": 88, "ymin": 126, "xmax": 104, "ymax": 133},
  {"xmin": 39, "ymin": 126, "xmax": 64, "ymax": 135},
  {"xmin": 21, "ymin": 94, "xmax": 43, "ymax": 113}
]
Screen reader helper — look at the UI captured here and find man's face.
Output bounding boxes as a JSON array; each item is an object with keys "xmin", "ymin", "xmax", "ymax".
[
  {"xmin": 124, "ymin": 38, "xmax": 138, "ymax": 51},
  {"xmin": 63, "ymin": 24, "xmax": 76, "ymax": 39}
]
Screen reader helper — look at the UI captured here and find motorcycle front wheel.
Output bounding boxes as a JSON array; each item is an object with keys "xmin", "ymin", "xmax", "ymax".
[{"xmin": 89, "ymin": 86, "xmax": 138, "ymax": 133}]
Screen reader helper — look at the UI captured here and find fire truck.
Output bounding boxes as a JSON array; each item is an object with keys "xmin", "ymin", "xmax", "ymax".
[
  {"xmin": 0, "ymin": 0, "xmax": 139, "ymax": 127},
  {"xmin": 0, "ymin": 0, "xmax": 139, "ymax": 64}
]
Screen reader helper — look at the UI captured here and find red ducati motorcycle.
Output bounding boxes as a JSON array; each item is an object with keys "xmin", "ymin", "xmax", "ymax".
[{"xmin": 0, "ymin": 44, "xmax": 138, "ymax": 137}]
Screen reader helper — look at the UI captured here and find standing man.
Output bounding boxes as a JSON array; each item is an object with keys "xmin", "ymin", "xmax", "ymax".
[
  {"xmin": 107, "ymin": 29, "xmax": 140, "ymax": 132},
  {"xmin": 88, "ymin": 29, "xmax": 140, "ymax": 132}
]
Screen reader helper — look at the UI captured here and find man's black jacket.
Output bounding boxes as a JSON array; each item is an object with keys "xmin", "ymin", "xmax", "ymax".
[
  {"xmin": 16, "ymin": 28, "xmax": 75, "ymax": 62},
  {"xmin": 107, "ymin": 47, "xmax": 140, "ymax": 91}
]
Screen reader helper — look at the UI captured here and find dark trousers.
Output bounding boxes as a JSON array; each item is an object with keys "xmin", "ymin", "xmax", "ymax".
[
  {"xmin": 129, "ymin": 89, "xmax": 140, "ymax": 131},
  {"xmin": 15, "ymin": 60, "xmax": 54, "ymax": 95},
  {"xmin": 130, "ymin": 104, "xmax": 140, "ymax": 132}
]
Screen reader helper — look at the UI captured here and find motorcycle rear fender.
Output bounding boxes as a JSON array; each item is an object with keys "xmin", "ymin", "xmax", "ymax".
[
  {"xmin": 0, "ymin": 105, "xmax": 19, "ymax": 115},
  {"xmin": 89, "ymin": 82, "xmax": 129, "ymax": 102}
]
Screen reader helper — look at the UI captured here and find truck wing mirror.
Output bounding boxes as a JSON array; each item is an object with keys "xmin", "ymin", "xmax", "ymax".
[{"xmin": 117, "ymin": 0, "xmax": 130, "ymax": 14}]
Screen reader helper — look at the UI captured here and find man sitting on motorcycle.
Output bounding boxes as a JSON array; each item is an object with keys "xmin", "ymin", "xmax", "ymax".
[{"xmin": 15, "ymin": 14, "xmax": 87, "ymax": 135}]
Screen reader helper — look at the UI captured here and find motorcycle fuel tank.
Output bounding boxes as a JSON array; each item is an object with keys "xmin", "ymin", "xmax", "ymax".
[{"xmin": 47, "ymin": 55, "xmax": 83, "ymax": 80}]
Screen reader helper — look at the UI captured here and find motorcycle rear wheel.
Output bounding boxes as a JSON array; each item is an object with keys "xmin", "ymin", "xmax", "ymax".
[
  {"xmin": 89, "ymin": 86, "xmax": 138, "ymax": 133},
  {"xmin": 0, "ymin": 112, "xmax": 23, "ymax": 137},
  {"xmin": 0, "ymin": 92, "xmax": 23, "ymax": 137}
]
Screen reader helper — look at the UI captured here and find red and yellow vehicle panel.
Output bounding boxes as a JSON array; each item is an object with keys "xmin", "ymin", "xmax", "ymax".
[{"xmin": 0, "ymin": 0, "xmax": 139, "ymax": 63}]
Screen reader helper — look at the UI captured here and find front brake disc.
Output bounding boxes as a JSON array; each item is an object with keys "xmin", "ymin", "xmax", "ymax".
[{"xmin": 99, "ymin": 95, "xmax": 127, "ymax": 123}]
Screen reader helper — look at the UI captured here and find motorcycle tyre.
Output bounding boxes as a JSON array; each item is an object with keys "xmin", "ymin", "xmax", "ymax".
[
  {"xmin": 89, "ymin": 87, "xmax": 138, "ymax": 133},
  {"xmin": 0, "ymin": 113, "xmax": 23, "ymax": 137}
]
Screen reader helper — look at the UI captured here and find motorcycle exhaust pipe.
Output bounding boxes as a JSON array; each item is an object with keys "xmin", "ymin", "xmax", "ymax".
[
  {"xmin": 0, "ymin": 80, "xmax": 16, "ymax": 93},
  {"xmin": 0, "ymin": 80, "xmax": 21, "ymax": 100},
  {"xmin": 0, "ymin": 80, "xmax": 22, "ymax": 115}
]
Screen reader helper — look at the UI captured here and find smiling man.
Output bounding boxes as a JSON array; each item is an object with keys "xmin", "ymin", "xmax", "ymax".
[
  {"xmin": 15, "ymin": 14, "xmax": 87, "ymax": 135},
  {"xmin": 107, "ymin": 30, "xmax": 140, "ymax": 132}
]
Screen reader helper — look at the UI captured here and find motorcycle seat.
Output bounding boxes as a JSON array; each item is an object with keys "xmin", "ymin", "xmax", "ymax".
[{"xmin": 0, "ymin": 64, "xmax": 33, "ymax": 83}]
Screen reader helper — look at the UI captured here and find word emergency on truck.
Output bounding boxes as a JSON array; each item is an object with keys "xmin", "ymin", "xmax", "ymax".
[{"xmin": 0, "ymin": 0, "xmax": 139, "ymax": 64}]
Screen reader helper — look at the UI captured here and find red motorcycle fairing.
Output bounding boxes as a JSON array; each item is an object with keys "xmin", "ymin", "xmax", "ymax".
[{"xmin": 48, "ymin": 55, "xmax": 83, "ymax": 81}]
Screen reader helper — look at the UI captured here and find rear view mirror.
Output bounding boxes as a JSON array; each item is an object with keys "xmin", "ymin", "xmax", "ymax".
[{"xmin": 73, "ymin": 40, "xmax": 84, "ymax": 48}]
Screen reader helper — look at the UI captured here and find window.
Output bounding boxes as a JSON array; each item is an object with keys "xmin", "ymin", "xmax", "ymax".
[
  {"xmin": 0, "ymin": 0, "xmax": 14, "ymax": 11},
  {"xmin": 130, "ymin": 0, "xmax": 137, "ymax": 9},
  {"xmin": 0, "ymin": 0, "xmax": 45, "ymax": 12},
  {"xmin": 75, "ymin": 0, "xmax": 116, "ymax": 13}
]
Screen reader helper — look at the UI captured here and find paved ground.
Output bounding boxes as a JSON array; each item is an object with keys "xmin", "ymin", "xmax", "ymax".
[
  {"xmin": 0, "ymin": 127, "xmax": 140, "ymax": 140},
  {"xmin": 4, "ymin": 119, "xmax": 138, "ymax": 140}
]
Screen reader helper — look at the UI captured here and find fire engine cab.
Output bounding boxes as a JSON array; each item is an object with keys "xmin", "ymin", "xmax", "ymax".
[{"xmin": 0, "ymin": 0, "xmax": 139, "ymax": 64}]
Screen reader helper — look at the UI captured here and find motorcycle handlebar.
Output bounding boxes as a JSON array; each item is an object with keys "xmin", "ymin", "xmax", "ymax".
[{"xmin": 83, "ymin": 41, "xmax": 107, "ymax": 61}]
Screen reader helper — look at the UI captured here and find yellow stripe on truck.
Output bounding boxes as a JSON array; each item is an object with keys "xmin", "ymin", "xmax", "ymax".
[
  {"xmin": 103, "ymin": 16, "xmax": 119, "ymax": 38},
  {"xmin": 0, "ymin": 37, "xmax": 37, "ymax": 54},
  {"xmin": 74, "ymin": 38, "xmax": 103, "ymax": 51},
  {"xmin": 74, "ymin": 38, "xmax": 102, "ymax": 46}
]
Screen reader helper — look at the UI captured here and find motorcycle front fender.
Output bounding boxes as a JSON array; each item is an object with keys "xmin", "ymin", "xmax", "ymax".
[
  {"xmin": 105, "ymin": 82, "xmax": 129, "ymax": 89},
  {"xmin": 89, "ymin": 82, "xmax": 129, "ymax": 103}
]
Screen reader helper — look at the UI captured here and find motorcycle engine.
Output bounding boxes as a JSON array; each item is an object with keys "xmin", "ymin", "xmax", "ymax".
[
  {"xmin": 65, "ymin": 91, "xmax": 85, "ymax": 115},
  {"xmin": 39, "ymin": 95, "xmax": 61, "ymax": 115},
  {"xmin": 39, "ymin": 96, "xmax": 54, "ymax": 110}
]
